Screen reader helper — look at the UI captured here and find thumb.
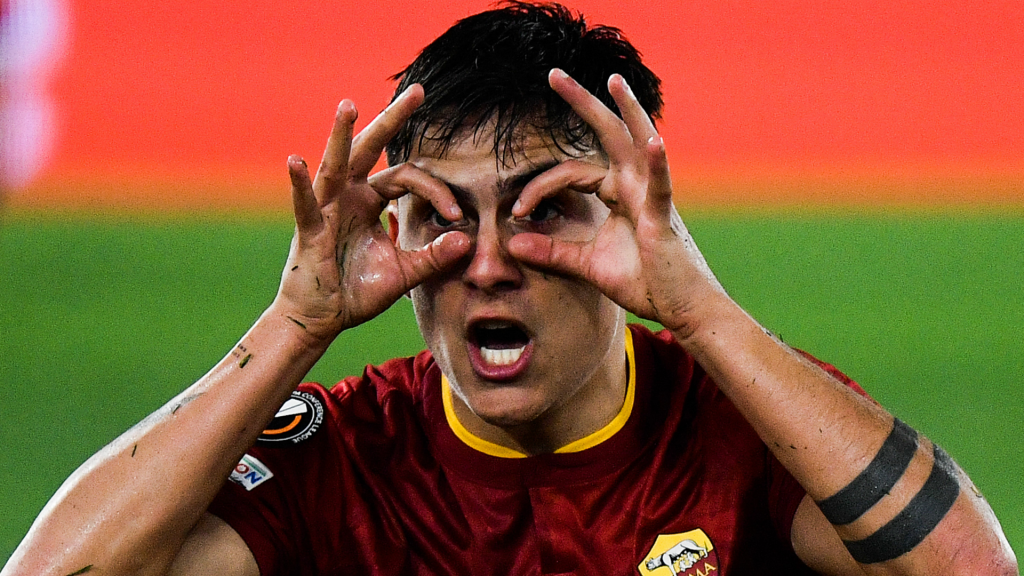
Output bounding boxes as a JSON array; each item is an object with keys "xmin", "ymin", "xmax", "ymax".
[
  {"xmin": 507, "ymin": 233, "xmax": 590, "ymax": 280},
  {"xmin": 396, "ymin": 231, "xmax": 473, "ymax": 290}
]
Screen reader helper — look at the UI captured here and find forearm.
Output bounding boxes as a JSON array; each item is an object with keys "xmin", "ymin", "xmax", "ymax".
[
  {"xmin": 674, "ymin": 293, "xmax": 1016, "ymax": 574},
  {"xmin": 674, "ymin": 293, "xmax": 891, "ymax": 494},
  {"xmin": 3, "ymin": 305, "xmax": 331, "ymax": 576}
]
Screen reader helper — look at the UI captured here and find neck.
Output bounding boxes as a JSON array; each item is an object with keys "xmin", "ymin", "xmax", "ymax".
[{"xmin": 446, "ymin": 324, "xmax": 633, "ymax": 457}]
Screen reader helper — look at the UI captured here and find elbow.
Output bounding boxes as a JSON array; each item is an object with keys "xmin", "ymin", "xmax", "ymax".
[
  {"xmin": 942, "ymin": 520, "xmax": 1019, "ymax": 576},
  {"xmin": 953, "ymin": 552, "xmax": 1019, "ymax": 576},
  {"xmin": 964, "ymin": 542, "xmax": 1018, "ymax": 576}
]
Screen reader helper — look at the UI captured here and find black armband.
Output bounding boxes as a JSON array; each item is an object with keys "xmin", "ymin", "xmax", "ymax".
[
  {"xmin": 817, "ymin": 418, "xmax": 918, "ymax": 525},
  {"xmin": 843, "ymin": 443, "xmax": 960, "ymax": 564}
]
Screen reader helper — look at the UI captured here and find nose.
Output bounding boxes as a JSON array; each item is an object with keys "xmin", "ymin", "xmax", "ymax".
[{"xmin": 463, "ymin": 220, "xmax": 522, "ymax": 292}]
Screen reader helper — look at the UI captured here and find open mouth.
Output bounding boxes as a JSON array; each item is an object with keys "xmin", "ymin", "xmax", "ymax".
[
  {"xmin": 466, "ymin": 320, "xmax": 534, "ymax": 380},
  {"xmin": 472, "ymin": 321, "xmax": 530, "ymax": 366}
]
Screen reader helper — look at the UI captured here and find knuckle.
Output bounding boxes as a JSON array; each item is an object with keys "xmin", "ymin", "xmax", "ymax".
[
  {"xmin": 394, "ymin": 163, "xmax": 427, "ymax": 184},
  {"xmin": 390, "ymin": 163, "xmax": 414, "ymax": 181},
  {"xmin": 318, "ymin": 167, "xmax": 347, "ymax": 186}
]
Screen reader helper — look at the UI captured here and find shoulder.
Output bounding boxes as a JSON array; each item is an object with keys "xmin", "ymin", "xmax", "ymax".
[
  {"xmin": 627, "ymin": 322, "xmax": 697, "ymax": 381},
  {"xmin": 627, "ymin": 323, "xmax": 718, "ymax": 410},
  {"xmin": 208, "ymin": 351, "xmax": 443, "ymax": 574},
  {"xmin": 316, "ymin": 349, "xmax": 438, "ymax": 417},
  {"xmin": 239, "ymin": 350, "xmax": 438, "ymax": 456},
  {"xmin": 627, "ymin": 323, "xmax": 745, "ymax": 448}
]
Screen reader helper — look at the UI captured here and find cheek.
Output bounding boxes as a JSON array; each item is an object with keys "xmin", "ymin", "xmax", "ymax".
[
  {"xmin": 396, "ymin": 204, "xmax": 434, "ymax": 251},
  {"xmin": 409, "ymin": 285, "xmax": 437, "ymax": 338},
  {"xmin": 557, "ymin": 198, "xmax": 612, "ymax": 243},
  {"xmin": 409, "ymin": 281, "xmax": 465, "ymax": 381},
  {"xmin": 543, "ymin": 277, "xmax": 618, "ymax": 330},
  {"xmin": 568, "ymin": 289, "xmax": 624, "ymax": 363},
  {"xmin": 409, "ymin": 276, "xmax": 461, "ymax": 346}
]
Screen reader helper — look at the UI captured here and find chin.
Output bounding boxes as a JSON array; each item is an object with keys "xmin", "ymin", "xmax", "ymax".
[
  {"xmin": 467, "ymin": 389, "xmax": 550, "ymax": 429},
  {"xmin": 476, "ymin": 410, "xmax": 540, "ymax": 429}
]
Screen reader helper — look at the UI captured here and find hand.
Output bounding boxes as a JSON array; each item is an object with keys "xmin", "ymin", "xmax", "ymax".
[
  {"xmin": 507, "ymin": 69, "xmax": 724, "ymax": 337},
  {"xmin": 273, "ymin": 85, "xmax": 471, "ymax": 342}
]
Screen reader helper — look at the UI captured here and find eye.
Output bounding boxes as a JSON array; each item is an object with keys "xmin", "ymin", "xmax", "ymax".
[
  {"xmin": 525, "ymin": 200, "xmax": 560, "ymax": 223},
  {"xmin": 428, "ymin": 210, "xmax": 455, "ymax": 228}
]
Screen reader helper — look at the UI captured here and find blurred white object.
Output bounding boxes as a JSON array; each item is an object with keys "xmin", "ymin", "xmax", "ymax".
[{"xmin": 0, "ymin": 0, "xmax": 68, "ymax": 190}]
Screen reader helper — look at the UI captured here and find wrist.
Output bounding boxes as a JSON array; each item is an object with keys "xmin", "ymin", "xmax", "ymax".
[
  {"xmin": 666, "ymin": 290, "xmax": 772, "ymax": 362},
  {"xmin": 260, "ymin": 301, "xmax": 341, "ymax": 354},
  {"xmin": 662, "ymin": 286, "xmax": 738, "ymax": 344}
]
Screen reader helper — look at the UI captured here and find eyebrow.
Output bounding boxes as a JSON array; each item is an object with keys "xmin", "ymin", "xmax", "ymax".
[
  {"xmin": 437, "ymin": 160, "xmax": 560, "ymax": 205},
  {"xmin": 497, "ymin": 161, "xmax": 559, "ymax": 198}
]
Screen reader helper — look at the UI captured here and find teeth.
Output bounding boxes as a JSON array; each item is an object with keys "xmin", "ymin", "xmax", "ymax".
[{"xmin": 480, "ymin": 346, "xmax": 524, "ymax": 366}]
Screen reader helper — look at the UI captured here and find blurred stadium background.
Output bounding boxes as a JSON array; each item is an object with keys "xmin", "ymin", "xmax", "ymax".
[{"xmin": 1, "ymin": 0, "xmax": 1021, "ymax": 563}]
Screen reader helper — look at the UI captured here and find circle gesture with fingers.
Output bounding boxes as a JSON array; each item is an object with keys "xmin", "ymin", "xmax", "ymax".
[
  {"xmin": 273, "ymin": 85, "xmax": 472, "ymax": 343},
  {"xmin": 508, "ymin": 70, "xmax": 723, "ymax": 335}
]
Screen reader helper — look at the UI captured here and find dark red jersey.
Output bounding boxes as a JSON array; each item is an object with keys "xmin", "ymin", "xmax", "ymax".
[{"xmin": 210, "ymin": 324, "xmax": 864, "ymax": 575}]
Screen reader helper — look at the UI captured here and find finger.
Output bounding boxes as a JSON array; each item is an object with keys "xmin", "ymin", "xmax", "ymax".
[
  {"xmin": 512, "ymin": 160, "xmax": 606, "ymax": 217},
  {"xmin": 548, "ymin": 69, "xmax": 634, "ymax": 163},
  {"xmin": 644, "ymin": 135, "xmax": 675, "ymax": 217},
  {"xmin": 506, "ymin": 232, "xmax": 591, "ymax": 281},
  {"xmin": 608, "ymin": 74, "xmax": 658, "ymax": 147},
  {"xmin": 288, "ymin": 155, "xmax": 321, "ymax": 233},
  {"xmin": 349, "ymin": 84, "xmax": 425, "ymax": 177},
  {"xmin": 395, "ymin": 230, "xmax": 473, "ymax": 290},
  {"xmin": 369, "ymin": 163, "xmax": 463, "ymax": 222},
  {"xmin": 315, "ymin": 100, "xmax": 358, "ymax": 205}
]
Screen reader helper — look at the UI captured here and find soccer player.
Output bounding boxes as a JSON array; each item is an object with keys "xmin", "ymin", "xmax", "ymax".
[{"xmin": 3, "ymin": 3, "xmax": 1016, "ymax": 576}]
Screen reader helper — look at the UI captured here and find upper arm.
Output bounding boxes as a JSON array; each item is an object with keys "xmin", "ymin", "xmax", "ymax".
[
  {"xmin": 791, "ymin": 495, "xmax": 866, "ymax": 576},
  {"xmin": 167, "ymin": 513, "xmax": 260, "ymax": 576}
]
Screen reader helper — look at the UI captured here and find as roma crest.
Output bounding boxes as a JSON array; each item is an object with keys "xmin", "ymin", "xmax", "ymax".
[{"xmin": 638, "ymin": 529, "xmax": 719, "ymax": 576}]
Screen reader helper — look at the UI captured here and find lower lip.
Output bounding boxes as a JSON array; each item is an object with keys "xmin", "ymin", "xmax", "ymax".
[{"xmin": 467, "ymin": 341, "xmax": 534, "ymax": 381}]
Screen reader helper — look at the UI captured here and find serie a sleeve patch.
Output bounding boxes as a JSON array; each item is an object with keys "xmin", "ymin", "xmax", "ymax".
[
  {"xmin": 229, "ymin": 453, "xmax": 274, "ymax": 491},
  {"xmin": 256, "ymin": 390, "xmax": 325, "ymax": 446}
]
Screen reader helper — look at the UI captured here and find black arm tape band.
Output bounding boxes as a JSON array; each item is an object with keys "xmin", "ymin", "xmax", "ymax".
[
  {"xmin": 817, "ymin": 418, "xmax": 918, "ymax": 525},
  {"xmin": 843, "ymin": 444, "xmax": 960, "ymax": 564}
]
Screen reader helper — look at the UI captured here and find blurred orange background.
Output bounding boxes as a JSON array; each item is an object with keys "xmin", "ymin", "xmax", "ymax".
[{"xmin": 7, "ymin": 0, "xmax": 1024, "ymax": 209}]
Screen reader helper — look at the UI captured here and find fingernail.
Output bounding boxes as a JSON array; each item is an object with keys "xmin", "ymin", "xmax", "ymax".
[
  {"xmin": 512, "ymin": 199, "xmax": 522, "ymax": 213},
  {"xmin": 338, "ymin": 100, "xmax": 357, "ymax": 121},
  {"xmin": 552, "ymin": 68, "xmax": 569, "ymax": 80}
]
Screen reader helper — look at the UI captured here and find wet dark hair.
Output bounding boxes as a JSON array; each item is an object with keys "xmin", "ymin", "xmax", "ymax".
[{"xmin": 385, "ymin": 1, "xmax": 662, "ymax": 165}]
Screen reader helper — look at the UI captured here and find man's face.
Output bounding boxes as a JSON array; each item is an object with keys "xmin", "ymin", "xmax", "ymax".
[{"xmin": 394, "ymin": 127, "xmax": 627, "ymax": 435}]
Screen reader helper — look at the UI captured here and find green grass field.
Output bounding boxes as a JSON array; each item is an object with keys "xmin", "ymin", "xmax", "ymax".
[{"xmin": 1, "ymin": 208, "xmax": 1021, "ymax": 563}]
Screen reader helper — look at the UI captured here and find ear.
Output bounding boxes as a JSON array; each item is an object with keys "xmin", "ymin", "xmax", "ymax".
[{"xmin": 386, "ymin": 203, "xmax": 400, "ymax": 247}]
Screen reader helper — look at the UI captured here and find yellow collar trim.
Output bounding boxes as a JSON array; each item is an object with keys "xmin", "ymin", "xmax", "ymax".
[{"xmin": 441, "ymin": 328, "xmax": 636, "ymax": 459}]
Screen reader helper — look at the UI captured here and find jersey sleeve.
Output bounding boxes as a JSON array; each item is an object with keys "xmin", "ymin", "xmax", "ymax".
[
  {"xmin": 207, "ymin": 382, "xmax": 348, "ymax": 576},
  {"xmin": 208, "ymin": 475, "xmax": 297, "ymax": 575}
]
